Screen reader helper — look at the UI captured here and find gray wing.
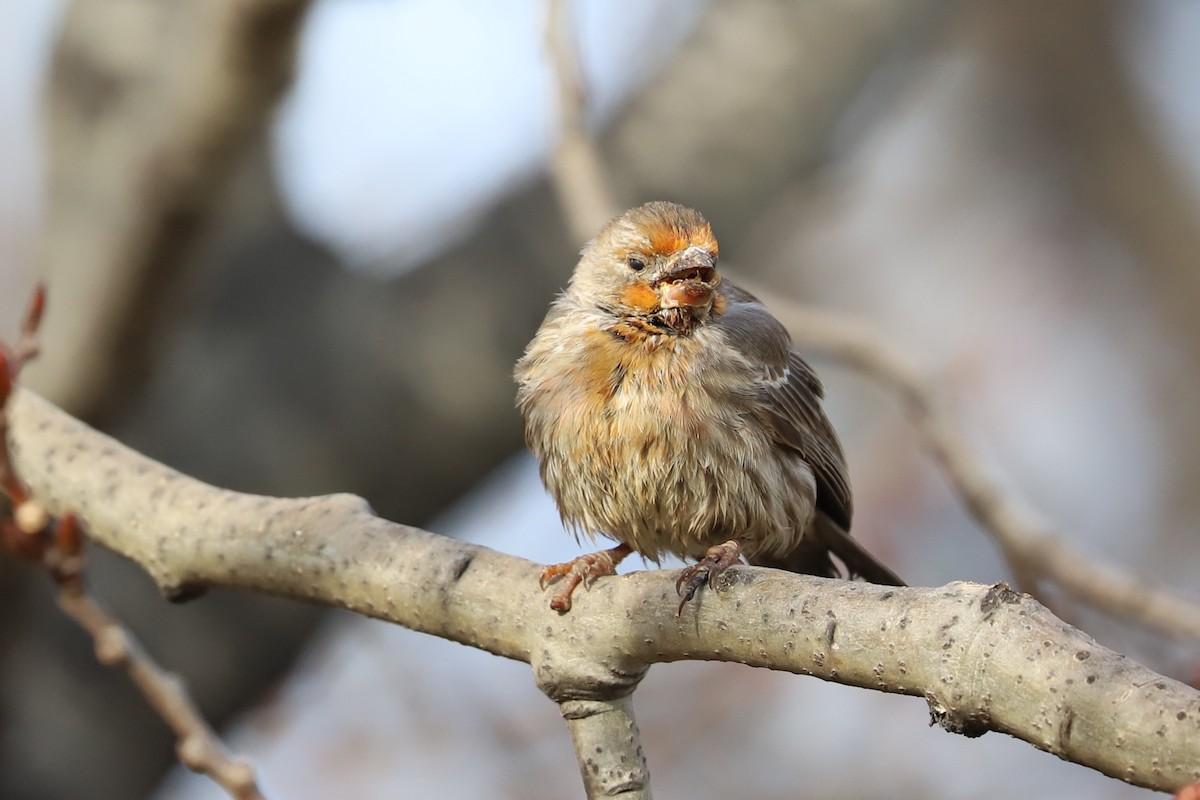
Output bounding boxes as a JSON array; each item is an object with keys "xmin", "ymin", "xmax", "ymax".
[
  {"xmin": 763, "ymin": 351, "xmax": 853, "ymax": 530},
  {"xmin": 717, "ymin": 284, "xmax": 853, "ymax": 530}
]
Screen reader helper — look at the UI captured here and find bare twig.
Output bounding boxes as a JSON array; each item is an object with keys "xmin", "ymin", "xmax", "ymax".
[
  {"xmin": 543, "ymin": 0, "xmax": 620, "ymax": 243},
  {"xmin": 57, "ymin": 586, "xmax": 265, "ymax": 800},
  {"xmin": 5, "ymin": 386, "xmax": 1200, "ymax": 794},
  {"xmin": 758, "ymin": 298, "xmax": 1200, "ymax": 643}
]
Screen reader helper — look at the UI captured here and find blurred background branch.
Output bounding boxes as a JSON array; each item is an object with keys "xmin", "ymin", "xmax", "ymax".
[{"xmin": 27, "ymin": 0, "xmax": 313, "ymax": 420}]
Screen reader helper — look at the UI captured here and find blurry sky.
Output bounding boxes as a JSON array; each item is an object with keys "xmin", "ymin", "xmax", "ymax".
[{"xmin": 273, "ymin": 0, "xmax": 706, "ymax": 270}]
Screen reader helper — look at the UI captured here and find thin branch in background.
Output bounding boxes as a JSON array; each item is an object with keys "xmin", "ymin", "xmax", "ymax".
[
  {"xmin": 0, "ymin": 290, "xmax": 266, "ymax": 800},
  {"xmin": 758, "ymin": 299, "xmax": 1200, "ymax": 643},
  {"xmin": 543, "ymin": 0, "xmax": 620, "ymax": 243},
  {"xmin": 57, "ymin": 587, "xmax": 265, "ymax": 800}
]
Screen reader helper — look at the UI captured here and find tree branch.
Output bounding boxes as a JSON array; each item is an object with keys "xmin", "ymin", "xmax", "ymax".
[
  {"xmin": 561, "ymin": 697, "xmax": 650, "ymax": 798},
  {"xmin": 6, "ymin": 387, "xmax": 1200, "ymax": 794}
]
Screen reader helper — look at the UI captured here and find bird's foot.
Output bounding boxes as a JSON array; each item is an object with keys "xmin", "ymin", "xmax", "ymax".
[
  {"xmin": 675, "ymin": 540, "xmax": 743, "ymax": 616},
  {"xmin": 540, "ymin": 543, "xmax": 633, "ymax": 613}
]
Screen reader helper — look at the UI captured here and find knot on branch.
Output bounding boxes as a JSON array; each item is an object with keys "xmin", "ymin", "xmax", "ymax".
[
  {"xmin": 926, "ymin": 694, "xmax": 993, "ymax": 738},
  {"xmin": 532, "ymin": 640, "xmax": 648, "ymax": 704},
  {"xmin": 980, "ymin": 581, "xmax": 1023, "ymax": 619}
]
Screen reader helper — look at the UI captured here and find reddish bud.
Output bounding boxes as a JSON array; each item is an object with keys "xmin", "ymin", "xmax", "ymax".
[
  {"xmin": 55, "ymin": 513, "xmax": 83, "ymax": 557},
  {"xmin": 14, "ymin": 500, "xmax": 48, "ymax": 535}
]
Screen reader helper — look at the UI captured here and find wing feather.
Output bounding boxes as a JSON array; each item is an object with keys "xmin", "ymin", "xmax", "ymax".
[{"xmin": 716, "ymin": 283, "xmax": 853, "ymax": 530}]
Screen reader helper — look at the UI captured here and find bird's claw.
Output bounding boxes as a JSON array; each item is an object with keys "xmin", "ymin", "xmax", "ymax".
[
  {"xmin": 674, "ymin": 540, "xmax": 743, "ymax": 616},
  {"xmin": 540, "ymin": 544, "xmax": 632, "ymax": 613}
]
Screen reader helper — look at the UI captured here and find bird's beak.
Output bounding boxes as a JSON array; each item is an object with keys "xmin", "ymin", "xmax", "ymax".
[{"xmin": 656, "ymin": 248, "xmax": 718, "ymax": 310}]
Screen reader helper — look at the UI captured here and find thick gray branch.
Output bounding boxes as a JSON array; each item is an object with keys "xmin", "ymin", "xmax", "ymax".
[{"xmin": 7, "ymin": 387, "xmax": 1200, "ymax": 793}]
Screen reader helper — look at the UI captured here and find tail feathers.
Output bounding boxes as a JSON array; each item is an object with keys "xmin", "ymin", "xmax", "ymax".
[{"xmin": 752, "ymin": 515, "xmax": 905, "ymax": 587}]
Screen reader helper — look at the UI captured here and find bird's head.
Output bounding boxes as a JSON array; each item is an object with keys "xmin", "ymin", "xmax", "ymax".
[{"xmin": 569, "ymin": 201, "xmax": 722, "ymax": 332}]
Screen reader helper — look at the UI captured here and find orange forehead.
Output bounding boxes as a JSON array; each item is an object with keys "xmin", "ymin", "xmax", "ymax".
[{"xmin": 642, "ymin": 220, "xmax": 718, "ymax": 257}]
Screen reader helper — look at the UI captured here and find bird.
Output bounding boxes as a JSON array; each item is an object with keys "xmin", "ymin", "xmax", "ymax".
[{"xmin": 515, "ymin": 201, "xmax": 903, "ymax": 614}]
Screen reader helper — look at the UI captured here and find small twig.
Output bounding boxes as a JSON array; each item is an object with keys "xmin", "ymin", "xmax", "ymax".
[
  {"xmin": 543, "ymin": 0, "xmax": 620, "ymax": 244},
  {"xmin": 0, "ymin": 283, "xmax": 45, "ymax": 505},
  {"xmin": 0, "ymin": 287, "xmax": 265, "ymax": 800},
  {"xmin": 755, "ymin": 296, "xmax": 1200, "ymax": 643},
  {"xmin": 57, "ymin": 586, "xmax": 265, "ymax": 800}
]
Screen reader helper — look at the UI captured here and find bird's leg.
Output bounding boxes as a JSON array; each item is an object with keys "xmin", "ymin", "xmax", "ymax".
[
  {"xmin": 675, "ymin": 539, "xmax": 744, "ymax": 616},
  {"xmin": 540, "ymin": 542, "xmax": 633, "ymax": 613}
]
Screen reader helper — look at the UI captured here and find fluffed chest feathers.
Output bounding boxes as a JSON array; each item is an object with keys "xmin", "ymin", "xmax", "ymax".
[{"xmin": 522, "ymin": 326, "xmax": 788, "ymax": 559}]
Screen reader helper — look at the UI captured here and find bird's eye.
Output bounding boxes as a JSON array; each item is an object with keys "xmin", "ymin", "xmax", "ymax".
[{"xmin": 627, "ymin": 256, "xmax": 646, "ymax": 272}]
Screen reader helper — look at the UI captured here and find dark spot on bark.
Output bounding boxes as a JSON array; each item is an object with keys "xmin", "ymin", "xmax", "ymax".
[
  {"xmin": 879, "ymin": 591, "xmax": 894, "ymax": 600},
  {"xmin": 1178, "ymin": 711, "xmax": 1187, "ymax": 720},
  {"xmin": 164, "ymin": 582, "xmax": 207, "ymax": 603},
  {"xmin": 1075, "ymin": 650, "xmax": 1091, "ymax": 661},
  {"xmin": 824, "ymin": 618, "xmax": 837, "ymax": 649},
  {"xmin": 927, "ymin": 698, "xmax": 991, "ymax": 738},
  {"xmin": 451, "ymin": 554, "xmax": 473, "ymax": 581},
  {"xmin": 1058, "ymin": 708, "xmax": 1075, "ymax": 747},
  {"xmin": 980, "ymin": 582, "xmax": 1019, "ymax": 619},
  {"xmin": 1086, "ymin": 674, "xmax": 1097, "ymax": 684}
]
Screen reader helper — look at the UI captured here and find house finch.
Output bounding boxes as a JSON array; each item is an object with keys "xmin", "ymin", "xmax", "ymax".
[{"xmin": 516, "ymin": 201, "xmax": 902, "ymax": 613}]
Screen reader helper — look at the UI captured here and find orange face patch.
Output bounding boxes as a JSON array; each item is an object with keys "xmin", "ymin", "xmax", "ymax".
[{"xmin": 620, "ymin": 282, "xmax": 661, "ymax": 312}]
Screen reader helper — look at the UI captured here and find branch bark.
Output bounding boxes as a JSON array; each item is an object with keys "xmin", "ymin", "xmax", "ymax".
[{"xmin": 7, "ymin": 386, "xmax": 1200, "ymax": 795}]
